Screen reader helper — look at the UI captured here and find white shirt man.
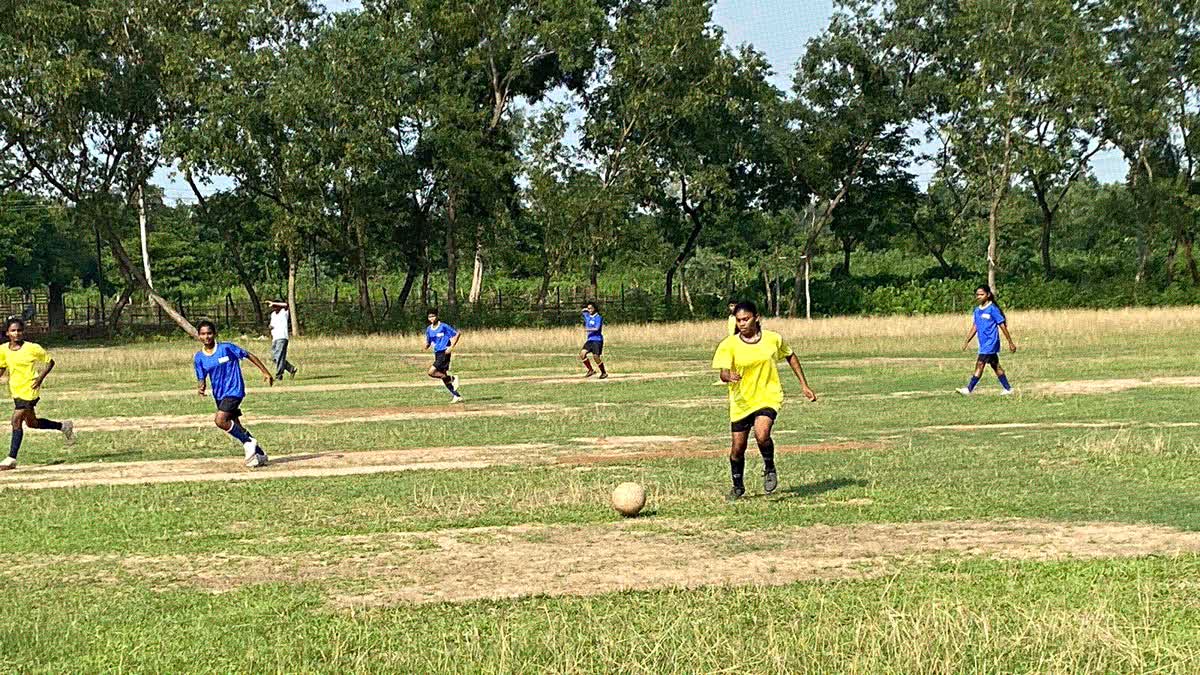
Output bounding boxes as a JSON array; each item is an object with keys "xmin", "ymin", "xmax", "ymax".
[{"xmin": 268, "ymin": 302, "xmax": 297, "ymax": 380}]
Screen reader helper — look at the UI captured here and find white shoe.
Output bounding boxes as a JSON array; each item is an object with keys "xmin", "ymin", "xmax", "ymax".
[
  {"xmin": 61, "ymin": 420, "xmax": 75, "ymax": 444},
  {"xmin": 450, "ymin": 394, "xmax": 463, "ymax": 404},
  {"xmin": 451, "ymin": 375, "xmax": 460, "ymax": 391},
  {"xmin": 0, "ymin": 456, "xmax": 15, "ymax": 471},
  {"xmin": 243, "ymin": 440, "xmax": 259, "ymax": 466},
  {"xmin": 247, "ymin": 451, "xmax": 268, "ymax": 468},
  {"xmin": 1000, "ymin": 388, "xmax": 1014, "ymax": 396},
  {"xmin": 956, "ymin": 387, "xmax": 972, "ymax": 396}
]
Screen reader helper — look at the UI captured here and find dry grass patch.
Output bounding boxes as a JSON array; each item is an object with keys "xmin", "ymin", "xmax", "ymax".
[{"xmin": 21, "ymin": 518, "xmax": 1198, "ymax": 607}]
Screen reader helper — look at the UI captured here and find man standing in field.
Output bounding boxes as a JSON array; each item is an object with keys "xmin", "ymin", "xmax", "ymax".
[
  {"xmin": 268, "ymin": 300, "xmax": 298, "ymax": 381},
  {"xmin": 580, "ymin": 301, "xmax": 608, "ymax": 379}
]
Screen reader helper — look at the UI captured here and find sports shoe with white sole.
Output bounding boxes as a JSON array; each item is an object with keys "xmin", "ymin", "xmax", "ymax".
[
  {"xmin": 763, "ymin": 470, "xmax": 779, "ymax": 495},
  {"xmin": 956, "ymin": 387, "xmax": 972, "ymax": 396},
  {"xmin": 61, "ymin": 420, "xmax": 75, "ymax": 444},
  {"xmin": 450, "ymin": 375, "xmax": 460, "ymax": 392},
  {"xmin": 0, "ymin": 456, "xmax": 15, "ymax": 471},
  {"xmin": 243, "ymin": 440, "xmax": 260, "ymax": 466},
  {"xmin": 450, "ymin": 394, "xmax": 463, "ymax": 404},
  {"xmin": 726, "ymin": 485, "xmax": 745, "ymax": 503},
  {"xmin": 1000, "ymin": 388, "xmax": 1014, "ymax": 396}
]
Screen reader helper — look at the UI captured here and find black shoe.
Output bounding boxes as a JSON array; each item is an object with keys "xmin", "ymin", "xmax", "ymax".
[
  {"xmin": 763, "ymin": 470, "xmax": 778, "ymax": 495},
  {"xmin": 726, "ymin": 485, "xmax": 745, "ymax": 502},
  {"xmin": 598, "ymin": 372, "xmax": 609, "ymax": 379},
  {"xmin": 584, "ymin": 370, "xmax": 595, "ymax": 378}
]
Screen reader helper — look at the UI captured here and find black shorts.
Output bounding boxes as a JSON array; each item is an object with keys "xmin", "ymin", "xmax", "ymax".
[
  {"xmin": 582, "ymin": 340, "xmax": 603, "ymax": 356},
  {"xmin": 432, "ymin": 351, "xmax": 452, "ymax": 373},
  {"xmin": 977, "ymin": 353, "xmax": 1001, "ymax": 368},
  {"xmin": 13, "ymin": 398, "xmax": 39, "ymax": 411},
  {"xmin": 731, "ymin": 407, "xmax": 778, "ymax": 433},
  {"xmin": 216, "ymin": 396, "xmax": 243, "ymax": 417}
]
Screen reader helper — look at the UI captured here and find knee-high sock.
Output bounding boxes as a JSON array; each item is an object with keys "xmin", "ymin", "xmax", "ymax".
[
  {"xmin": 730, "ymin": 457, "xmax": 745, "ymax": 488},
  {"xmin": 998, "ymin": 374, "xmax": 1012, "ymax": 390},
  {"xmin": 34, "ymin": 418, "xmax": 62, "ymax": 431},
  {"xmin": 9, "ymin": 428, "xmax": 23, "ymax": 459},
  {"xmin": 227, "ymin": 422, "xmax": 252, "ymax": 444},
  {"xmin": 759, "ymin": 438, "xmax": 776, "ymax": 473}
]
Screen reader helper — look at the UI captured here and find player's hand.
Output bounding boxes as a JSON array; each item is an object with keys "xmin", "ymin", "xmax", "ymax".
[
  {"xmin": 962, "ymin": 342, "xmax": 969, "ymax": 352},
  {"xmin": 31, "ymin": 378, "xmax": 43, "ymax": 391},
  {"xmin": 264, "ymin": 374, "xmax": 275, "ymax": 387},
  {"xmin": 802, "ymin": 386, "xmax": 817, "ymax": 402},
  {"xmin": 445, "ymin": 346, "xmax": 452, "ymax": 354},
  {"xmin": 197, "ymin": 387, "xmax": 206, "ymax": 397},
  {"xmin": 1009, "ymin": 342, "xmax": 1018, "ymax": 353},
  {"xmin": 725, "ymin": 372, "xmax": 741, "ymax": 383}
]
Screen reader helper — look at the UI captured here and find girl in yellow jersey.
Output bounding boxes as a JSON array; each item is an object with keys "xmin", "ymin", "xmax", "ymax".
[
  {"xmin": 0, "ymin": 318, "xmax": 74, "ymax": 470},
  {"xmin": 711, "ymin": 301, "xmax": 815, "ymax": 501}
]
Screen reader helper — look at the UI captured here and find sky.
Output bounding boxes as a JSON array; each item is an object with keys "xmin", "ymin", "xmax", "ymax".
[{"xmin": 154, "ymin": 0, "xmax": 1127, "ymax": 201}]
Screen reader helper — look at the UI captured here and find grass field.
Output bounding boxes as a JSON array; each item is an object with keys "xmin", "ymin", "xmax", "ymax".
[{"xmin": 3, "ymin": 307, "xmax": 1200, "ymax": 672}]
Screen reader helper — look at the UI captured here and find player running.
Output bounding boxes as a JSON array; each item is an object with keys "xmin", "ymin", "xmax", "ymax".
[
  {"xmin": 0, "ymin": 318, "xmax": 74, "ymax": 471},
  {"xmin": 957, "ymin": 284, "xmax": 1017, "ymax": 396},
  {"xmin": 712, "ymin": 301, "xmax": 816, "ymax": 502},
  {"xmin": 580, "ymin": 301, "xmax": 608, "ymax": 379},
  {"xmin": 424, "ymin": 309, "xmax": 463, "ymax": 403},
  {"xmin": 193, "ymin": 319, "xmax": 274, "ymax": 467}
]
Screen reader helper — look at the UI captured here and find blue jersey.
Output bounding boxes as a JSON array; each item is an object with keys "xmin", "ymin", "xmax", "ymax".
[
  {"xmin": 583, "ymin": 311, "xmax": 603, "ymax": 342},
  {"xmin": 194, "ymin": 342, "xmax": 249, "ymax": 401},
  {"xmin": 973, "ymin": 304, "xmax": 1006, "ymax": 354},
  {"xmin": 425, "ymin": 322, "xmax": 458, "ymax": 352}
]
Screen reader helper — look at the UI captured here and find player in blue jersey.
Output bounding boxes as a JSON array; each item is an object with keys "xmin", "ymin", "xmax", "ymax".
[
  {"xmin": 424, "ymin": 309, "xmax": 463, "ymax": 403},
  {"xmin": 958, "ymin": 285, "xmax": 1018, "ymax": 396},
  {"xmin": 193, "ymin": 320, "xmax": 276, "ymax": 467},
  {"xmin": 580, "ymin": 301, "xmax": 608, "ymax": 379}
]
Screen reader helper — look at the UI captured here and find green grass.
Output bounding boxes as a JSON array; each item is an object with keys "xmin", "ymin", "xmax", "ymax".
[{"xmin": 3, "ymin": 308, "xmax": 1200, "ymax": 672}]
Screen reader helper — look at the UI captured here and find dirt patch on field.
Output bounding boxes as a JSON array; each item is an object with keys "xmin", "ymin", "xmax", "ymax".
[
  {"xmin": 53, "ymin": 371, "xmax": 696, "ymax": 402},
  {"xmin": 557, "ymin": 439, "xmax": 887, "ymax": 465},
  {"xmin": 1032, "ymin": 376, "xmax": 1200, "ymax": 396},
  {"xmin": 73, "ymin": 404, "xmax": 568, "ymax": 433},
  {"xmin": 85, "ymin": 518, "xmax": 1200, "ymax": 606},
  {"xmin": 0, "ymin": 444, "xmax": 558, "ymax": 490}
]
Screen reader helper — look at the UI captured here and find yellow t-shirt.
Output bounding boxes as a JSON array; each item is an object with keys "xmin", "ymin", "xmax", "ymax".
[
  {"xmin": 726, "ymin": 315, "xmax": 737, "ymax": 335},
  {"xmin": 711, "ymin": 330, "xmax": 794, "ymax": 422},
  {"xmin": 0, "ymin": 341, "xmax": 51, "ymax": 401}
]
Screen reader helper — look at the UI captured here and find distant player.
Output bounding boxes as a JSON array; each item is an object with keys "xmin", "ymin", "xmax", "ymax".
[
  {"xmin": 424, "ymin": 309, "xmax": 462, "ymax": 403},
  {"xmin": 957, "ymin": 284, "xmax": 1017, "ymax": 396},
  {"xmin": 267, "ymin": 300, "xmax": 298, "ymax": 381},
  {"xmin": 712, "ymin": 301, "xmax": 816, "ymax": 502},
  {"xmin": 0, "ymin": 317, "xmax": 74, "ymax": 471},
  {"xmin": 580, "ymin": 301, "xmax": 608, "ymax": 379},
  {"xmin": 193, "ymin": 319, "xmax": 274, "ymax": 467}
]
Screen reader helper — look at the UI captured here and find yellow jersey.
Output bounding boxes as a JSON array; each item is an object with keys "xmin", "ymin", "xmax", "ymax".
[
  {"xmin": 726, "ymin": 315, "xmax": 737, "ymax": 335},
  {"xmin": 711, "ymin": 330, "xmax": 794, "ymax": 421},
  {"xmin": 0, "ymin": 341, "xmax": 51, "ymax": 401}
]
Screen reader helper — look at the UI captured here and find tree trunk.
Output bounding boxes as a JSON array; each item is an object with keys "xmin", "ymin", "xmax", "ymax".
[
  {"xmin": 1185, "ymin": 233, "xmax": 1200, "ymax": 285},
  {"xmin": 681, "ymin": 264, "xmax": 694, "ymax": 314},
  {"xmin": 98, "ymin": 219, "xmax": 197, "ymax": 336},
  {"xmin": 468, "ymin": 222, "xmax": 484, "ymax": 305},
  {"xmin": 445, "ymin": 187, "xmax": 459, "ymax": 309},
  {"xmin": 108, "ymin": 285, "xmax": 134, "ymax": 329},
  {"xmin": 841, "ymin": 238, "xmax": 853, "ymax": 277},
  {"xmin": 349, "ymin": 214, "xmax": 375, "ymax": 323},
  {"xmin": 987, "ymin": 195, "xmax": 1001, "ymax": 292},
  {"xmin": 1165, "ymin": 236, "xmax": 1179, "ymax": 285},
  {"xmin": 1030, "ymin": 175, "xmax": 1055, "ymax": 280},
  {"xmin": 664, "ymin": 210, "xmax": 705, "ymax": 303},
  {"xmin": 137, "ymin": 183, "xmax": 154, "ymax": 290},
  {"xmin": 762, "ymin": 267, "xmax": 773, "ymax": 314},
  {"xmin": 47, "ymin": 282, "xmax": 67, "ymax": 331},
  {"xmin": 588, "ymin": 251, "xmax": 599, "ymax": 298},
  {"xmin": 421, "ymin": 237, "xmax": 431, "ymax": 307},
  {"xmin": 398, "ymin": 256, "xmax": 419, "ymax": 309},
  {"xmin": 287, "ymin": 246, "xmax": 299, "ymax": 336}
]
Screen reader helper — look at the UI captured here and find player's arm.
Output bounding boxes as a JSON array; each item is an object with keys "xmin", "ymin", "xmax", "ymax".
[
  {"xmin": 244, "ymin": 352, "xmax": 275, "ymax": 386},
  {"xmin": 196, "ymin": 364, "xmax": 207, "ymax": 397},
  {"xmin": 999, "ymin": 322, "xmax": 1017, "ymax": 352},
  {"xmin": 447, "ymin": 331, "xmax": 461, "ymax": 353},
  {"xmin": 962, "ymin": 324, "xmax": 977, "ymax": 351},
  {"xmin": 32, "ymin": 358, "xmax": 55, "ymax": 390},
  {"xmin": 785, "ymin": 353, "xmax": 817, "ymax": 402},
  {"xmin": 719, "ymin": 368, "xmax": 741, "ymax": 383}
]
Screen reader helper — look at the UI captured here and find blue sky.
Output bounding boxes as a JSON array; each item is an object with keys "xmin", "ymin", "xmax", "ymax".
[{"xmin": 155, "ymin": 0, "xmax": 1125, "ymax": 200}]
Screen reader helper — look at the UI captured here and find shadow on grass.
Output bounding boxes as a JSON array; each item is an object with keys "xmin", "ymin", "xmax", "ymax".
[
  {"xmin": 269, "ymin": 453, "xmax": 334, "ymax": 466},
  {"xmin": 775, "ymin": 477, "xmax": 869, "ymax": 500},
  {"xmin": 43, "ymin": 450, "xmax": 146, "ymax": 465}
]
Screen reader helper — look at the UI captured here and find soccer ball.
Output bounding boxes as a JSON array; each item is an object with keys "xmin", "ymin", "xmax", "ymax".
[{"xmin": 611, "ymin": 482, "xmax": 646, "ymax": 517}]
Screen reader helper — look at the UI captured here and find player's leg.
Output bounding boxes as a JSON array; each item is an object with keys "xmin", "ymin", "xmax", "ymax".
[
  {"xmin": 24, "ymin": 402, "xmax": 69, "ymax": 441},
  {"xmin": 958, "ymin": 357, "xmax": 989, "ymax": 395},
  {"xmin": 992, "ymin": 358, "xmax": 1013, "ymax": 394},
  {"xmin": 752, "ymin": 410, "xmax": 779, "ymax": 494},
  {"xmin": 3, "ymin": 406, "xmax": 25, "ymax": 469},
  {"xmin": 214, "ymin": 401, "xmax": 265, "ymax": 466},
  {"xmin": 271, "ymin": 339, "xmax": 289, "ymax": 380},
  {"xmin": 579, "ymin": 348, "xmax": 594, "ymax": 377},
  {"xmin": 594, "ymin": 347, "xmax": 607, "ymax": 379},
  {"xmin": 727, "ymin": 418, "xmax": 752, "ymax": 501}
]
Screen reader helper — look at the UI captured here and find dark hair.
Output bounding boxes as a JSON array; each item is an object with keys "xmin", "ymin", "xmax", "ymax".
[
  {"xmin": 4, "ymin": 316, "xmax": 24, "ymax": 331},
  {"xmin": 732, "ymin": 300, "xmax": 759, "ymax": 316},
  {"xmin": 976, "ymin": 285, "xmax": 1004, "ymax": 314},
  {"xmin": 196, "ymin": 319, "xmax": 218, "ymax": 334},
  {"xmin": 583, "ymin": 301, "xmax": 598, "ymax": 310}
]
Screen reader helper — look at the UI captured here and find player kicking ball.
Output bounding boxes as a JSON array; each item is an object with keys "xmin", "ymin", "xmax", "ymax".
[
  {"xmin": 580, "ymin": 301, "xmax": 607, "ymax": 379},
  {"xmin": 0, "ymin": 317, "xmax": 74, "ymax": 471},
  {"xmin": 424, "ymin": 309, "xmax": 463, "ymax": 403},
  {"xmin": 193, "ymin": 320, "xmax": 274, "ymax": 467},
  {"xmin": 957, "ymin": 284, "xmax": 1017, "ymax": 396},
  {"xmin": 712, "ymin": 301, "xmax": 816, "ymax": 502}
]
